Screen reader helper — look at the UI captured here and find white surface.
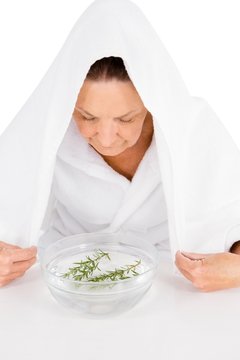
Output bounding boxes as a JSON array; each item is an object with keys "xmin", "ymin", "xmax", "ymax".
[{"xmin": 1, "ymin": 257, "xmax": 240, "ymax": 360}]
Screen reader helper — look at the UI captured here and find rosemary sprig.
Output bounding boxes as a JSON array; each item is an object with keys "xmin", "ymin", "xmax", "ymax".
[
  {"xmin": 61, "ymin": 249, "xmax": 110, "ymax": 281},
  {"xmin": 60, "ymin": 249, "xmax": 142, "ymax": 286},
  {"xmin": 87, "ymin": 259, "xmax": 141, "ymax": 282}
]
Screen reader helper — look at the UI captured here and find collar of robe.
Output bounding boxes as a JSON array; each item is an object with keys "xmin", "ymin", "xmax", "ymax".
[{"xmin": 1, "ymin": 0, "xmax": 240, "ymax": 264}]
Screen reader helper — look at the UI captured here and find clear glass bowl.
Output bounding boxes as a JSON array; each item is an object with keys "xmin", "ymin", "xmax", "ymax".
[{"xmin": 40, "ymin": 231, "xmax": 161, "ymax": 318}]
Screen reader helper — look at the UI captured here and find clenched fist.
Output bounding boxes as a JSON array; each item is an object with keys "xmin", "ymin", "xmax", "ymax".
[
  {"xmin": 175, "ymin": 250, "xmax": 240, "ymax": 292},
  {"xmin": 0, "ymin": 240, "xmax": 37, "ymax": 287}
]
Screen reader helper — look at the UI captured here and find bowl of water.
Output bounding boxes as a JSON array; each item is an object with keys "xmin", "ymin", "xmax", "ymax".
[{"xmin": 40, "ymin": 231, "xmax": 160, "ymax": 318}]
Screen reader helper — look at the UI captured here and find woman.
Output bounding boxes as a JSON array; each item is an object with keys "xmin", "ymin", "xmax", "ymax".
[
  {"xmin": 1, "ymin": 0, "xmax": 240, "ymax": 291},
  {"xmin": 38, "ymin": 56, "xmax": 170, "ymax": 259}
]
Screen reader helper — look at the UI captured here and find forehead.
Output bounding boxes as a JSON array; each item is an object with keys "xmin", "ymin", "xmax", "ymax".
[{"xmin": 75, "ymin": 80, "xmax": 144, "ymax": 114}]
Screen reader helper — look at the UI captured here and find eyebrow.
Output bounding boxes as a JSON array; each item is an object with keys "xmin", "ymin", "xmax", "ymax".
[{"xmin": 74, "ymin": 106, "xmax": 138, "ymax": 119}]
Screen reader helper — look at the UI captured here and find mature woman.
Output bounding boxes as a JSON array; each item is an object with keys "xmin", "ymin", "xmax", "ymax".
[
  {"xmin": 38, "ymin": 56, "xmax": 169, "ymax": 256},
  {"xmin": 1, "ymin": 0, "xmax": 240, "ymax": 291}
]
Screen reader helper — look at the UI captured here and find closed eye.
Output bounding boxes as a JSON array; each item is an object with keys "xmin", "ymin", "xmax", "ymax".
[
  {"xmin": 119, "ymin": 118, "xmax": 133, "ymax": 123},
  {"xmin": 81, "ymin": 116, "xmax": 133, "ymax": 123},
  {"xmin": 81, "ymin": 116, "xmax": 96, "ymax": 121}
]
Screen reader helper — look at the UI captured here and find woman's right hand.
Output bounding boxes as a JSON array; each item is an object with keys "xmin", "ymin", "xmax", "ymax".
[{"xmin": 0, "ymin": 240, "xmax": 37, "ymax": 287}]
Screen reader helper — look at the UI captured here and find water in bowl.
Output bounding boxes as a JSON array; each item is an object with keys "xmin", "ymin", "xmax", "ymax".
[{"xmin": 44, "ymin": 248, "xmax": 154, "ymax": 317}]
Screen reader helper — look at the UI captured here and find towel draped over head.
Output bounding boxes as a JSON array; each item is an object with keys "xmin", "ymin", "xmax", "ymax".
[{"xmin": 1, "ymin": 0, "xmax": 240, "ymax": 262}]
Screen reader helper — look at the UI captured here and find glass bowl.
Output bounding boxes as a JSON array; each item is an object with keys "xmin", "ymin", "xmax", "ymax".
[{"xmin": 40, "ymin": 231, "xmax": 161, "ymax": 318}]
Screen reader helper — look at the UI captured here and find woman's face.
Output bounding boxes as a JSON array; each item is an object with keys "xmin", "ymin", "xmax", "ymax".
[{"xmin": 73, "ymin": 79, "xmax": 148, "ymax": 156}]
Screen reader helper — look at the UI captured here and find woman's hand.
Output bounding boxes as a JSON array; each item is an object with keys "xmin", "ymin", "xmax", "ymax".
[
  {"xmin": 175, "ymin": 250, "xmax": 240, "ymax": 292},
  {"xmin": 0, "ymin": 240, "xmax": 37, "ymax": 287}
]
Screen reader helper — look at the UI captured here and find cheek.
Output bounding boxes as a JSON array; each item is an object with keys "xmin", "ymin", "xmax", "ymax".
[
  {"xmin": 123, "ymin": 122, "xmax": 143, "ymax": 143},
  {"xmin": 75, "ymin": 122, "xmax": 95, "ymax": 138}
]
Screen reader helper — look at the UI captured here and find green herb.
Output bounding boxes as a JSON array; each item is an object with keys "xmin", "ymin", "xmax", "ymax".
[
  {"xmin": 87, "ymin": 259, "xmax": 141, "ymax": 282},
  {"xmin": 61, "ymin": 249, "xmax": 110, "ymax": 281},
  {"xmin": 60, "ymin": 249, "xmax": 141, "ymax": 284}
]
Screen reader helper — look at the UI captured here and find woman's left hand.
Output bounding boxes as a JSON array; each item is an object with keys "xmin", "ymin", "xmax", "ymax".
[{"xmin": 175, "ymin": 250, "xmax": 240, "ymax": 292}]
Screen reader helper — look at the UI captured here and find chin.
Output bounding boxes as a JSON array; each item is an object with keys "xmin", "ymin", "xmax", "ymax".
[
  {"xmin": 91, "ymin": 144, "xmax": 126, "ymax": 156},
  {"xmin": 97, "ymin": 148, "xmax": 125, "ymax": 156},
  {"xmin": 90, "ymin": 141, "xmax": 128, "ymax": 156}
]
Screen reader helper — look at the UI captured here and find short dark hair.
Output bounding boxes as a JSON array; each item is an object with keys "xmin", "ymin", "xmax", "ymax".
[{"xmin": 85, "ymin": 56, "xmax": 131, "ymax": 82}]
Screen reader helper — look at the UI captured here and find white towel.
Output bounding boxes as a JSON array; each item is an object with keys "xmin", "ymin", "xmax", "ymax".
[{"xmin": 0, "ymin": 0, "xmax": 239, "ymax": 266}]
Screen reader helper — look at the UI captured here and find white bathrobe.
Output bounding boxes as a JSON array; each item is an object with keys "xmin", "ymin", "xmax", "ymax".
[
  {"xmin": 38, "ymin": 117, "xmax": 170, "ymax": 259},
  {"xmin": 0, "ymin": 0, "xmax": 240, "ymax": 268}
]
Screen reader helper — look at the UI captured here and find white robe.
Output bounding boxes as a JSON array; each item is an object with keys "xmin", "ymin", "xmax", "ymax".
[
  {"xmin": 38, "ymin": 117, "xmax": 170, "ymax": 259},
  {"xmin": 0, "ymin": 0, "xmax": 240, "ymax": 269}
]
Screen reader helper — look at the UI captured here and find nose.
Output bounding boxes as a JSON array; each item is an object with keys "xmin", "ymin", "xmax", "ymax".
[{"xmin": 96, "ymin": 121, "xmax": 118, "ymax": 147}]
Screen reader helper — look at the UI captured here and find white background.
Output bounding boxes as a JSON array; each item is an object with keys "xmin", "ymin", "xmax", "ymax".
[{"xmin": 0, "ymin": 0, "xmax": 239, "ymax": 146}]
